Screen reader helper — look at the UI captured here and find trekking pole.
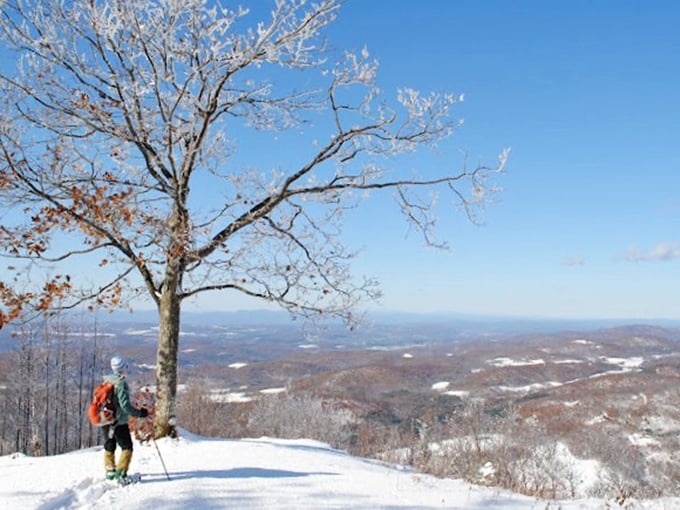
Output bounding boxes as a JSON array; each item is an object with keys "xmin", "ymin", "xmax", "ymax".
[{"xmin": 153, "ymin": 437, "xmax": 171, "ymax": 481}]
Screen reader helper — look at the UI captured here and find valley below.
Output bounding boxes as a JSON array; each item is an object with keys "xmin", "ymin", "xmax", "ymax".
[{"xmin": 3, "ymin": 313, "xmax": 680, "ymax": 500}]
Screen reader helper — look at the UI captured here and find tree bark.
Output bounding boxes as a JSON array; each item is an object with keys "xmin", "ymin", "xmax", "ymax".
[{"xmin": 154, "ymin": 284, "xmax": 181, "ymax": 438}]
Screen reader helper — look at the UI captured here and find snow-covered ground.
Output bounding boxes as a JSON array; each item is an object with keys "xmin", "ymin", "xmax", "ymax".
[{"xmin": 1, "ymin": 430, "xmax": 678, "ymax": 509}]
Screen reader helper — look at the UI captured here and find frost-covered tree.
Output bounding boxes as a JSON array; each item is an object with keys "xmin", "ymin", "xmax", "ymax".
[{"xmin": 0, "ymin": 0, "xmax": 506, "ymax": 437}]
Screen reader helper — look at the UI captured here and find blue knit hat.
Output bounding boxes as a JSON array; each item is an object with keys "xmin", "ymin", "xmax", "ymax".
[{"xmin": 110, "ymin": 355, "xmax": 128, "ymax": 374}]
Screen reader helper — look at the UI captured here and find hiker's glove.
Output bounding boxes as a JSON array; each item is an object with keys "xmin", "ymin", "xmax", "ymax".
[{"xmin": 139, "ymin": 408, "xmax": 149, "ymax": 418}]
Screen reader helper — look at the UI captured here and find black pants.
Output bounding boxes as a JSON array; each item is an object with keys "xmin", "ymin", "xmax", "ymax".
[{"xmin": 103, "ymin": 423, "xmax": 133, "ymax": 452}]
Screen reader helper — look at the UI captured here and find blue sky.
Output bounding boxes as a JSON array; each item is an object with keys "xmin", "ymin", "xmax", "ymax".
[
  {"xmin": 283, "ymin": 0, "xmax": 680, "ymax": 320},
  {"xmin": 6, "ymin": 1, "xmax": 676, "ymax": 321}
]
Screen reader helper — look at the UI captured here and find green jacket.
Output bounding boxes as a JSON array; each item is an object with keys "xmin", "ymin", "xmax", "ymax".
[{"xmin": 105, "ymin": 373, "xmax": 143, "ymax": 425}]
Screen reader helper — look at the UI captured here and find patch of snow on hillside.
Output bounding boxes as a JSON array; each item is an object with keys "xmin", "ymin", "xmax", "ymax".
[
  {"xmin": 585, "ymin": 414, "xmax": 608, "ymax": 426},
  {"xmin": 488, "ymin": 357, "xmax": 545, "ymax": 367},
  {"xmin": 57, "ymin": 331, "xmax": 116, "ymax": 337},
  {"xmin": 554, "ymin": 442, "xmax": 602, "ymax": 496},
  {"xmin": 125, "ymin": 328, "xmax": 155, "ymax": 335},
  {"xmin": 629, "ymin": 433, "xmax": 661, "ymax": 448},
  {"xmin": 402, "ymin": 353, "xmax": 413, "ymax": 358},
  {"xmin": 298, "ymin": 344, "xmax": 318, "ymax": 349},
  {"xmin": 478, "ymin": 461, "xmax": 496, "ymax": 482},
  {"xmin": 554, "ymin": 359, "xmax": 584, "ymax": 364},
  {"xmin": 601, "ymin": 356, "xmax": 644, "ymax": 369},
  {"xmin": 260, "ymin": 387, "xmax": 286, "ymax": 395},
  {"xmin": 181, "ymin": 348, "xmax": 196, "ymax": 353},
  {"xmin": 497, "ymin": 381, "xmax": 562, "ymax": 393},
  {"xmin": 228, "ymin": 362, "xmax": 248, "ymax": 369},
  {"xmin": 178, "ymin": 330, "xmax": 203, "ymax": 337},
  {"xmin": 432, "ymin": 381, "xmax": 450, "ymax": 391},
  {"xmin": 444, "ymin": 390, "xmax": 470, "ymax": 398},
  {"xmin": 642, "ymin": 415, "xmax": 680, "ymax": 435},
  {"xmin": 572, "ymin": 339, "xmax": 593, "ymax": 345},
  {"xmin": 633, "ymin": 393, "xmax": 648, "ymax": 405},
  {"xmin": 209, "ymin": 390, "xmax": 253, "ymax": 403}
]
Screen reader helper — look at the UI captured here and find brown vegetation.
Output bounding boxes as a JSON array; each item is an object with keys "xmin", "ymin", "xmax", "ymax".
[{"xmin": 2, "ymin": 320, "xmax": 680, "ymax": 501}]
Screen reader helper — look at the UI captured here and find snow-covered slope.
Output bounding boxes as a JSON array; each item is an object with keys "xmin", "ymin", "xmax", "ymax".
[{"xmin": 0, "ymin": 431, "xmax": 677, "ymax": 509}]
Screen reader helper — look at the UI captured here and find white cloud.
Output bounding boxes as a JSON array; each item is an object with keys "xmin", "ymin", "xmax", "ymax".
[
  {"xmin": 562, "ymin": 256, "xmax": 585, "ymax": 266},
  {"xmin": 625, "ymin": 242, "xmax": 680, "ymax": 262}
]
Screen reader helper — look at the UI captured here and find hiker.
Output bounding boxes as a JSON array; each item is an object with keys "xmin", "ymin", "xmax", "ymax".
[{"xmin": 102, "ymin": 355, "xmax": 148, "ymax": 481}]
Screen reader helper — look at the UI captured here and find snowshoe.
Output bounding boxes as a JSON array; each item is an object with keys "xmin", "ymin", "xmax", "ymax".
[{"xmin": 118, "ymin": 473, "xmax": 142, "ymax": 486}]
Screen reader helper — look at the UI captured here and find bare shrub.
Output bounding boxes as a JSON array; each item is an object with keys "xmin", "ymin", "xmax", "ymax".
[
  {"xmin": 401, "ymin": 402, "xmax": 580, "ymax": 499},
  {"xmin": 348, "ymin": 419, "xmax": 416, "ymax": 464},
  {"xmin": 176, "ymin": 379, "xmax": 240, "ymax": 438},
  {"xmin": 586, "ymin": 430, "xmax": 653, "ymax": 500},
  {"xmin": 246, "ymin": 393, "xmax": 353, "ymax": 449}
]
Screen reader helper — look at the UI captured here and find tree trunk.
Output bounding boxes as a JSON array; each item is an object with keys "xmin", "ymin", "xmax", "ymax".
[{"xmin": 154, "ymin": 287, "xmax": 181, "ymax": 438}]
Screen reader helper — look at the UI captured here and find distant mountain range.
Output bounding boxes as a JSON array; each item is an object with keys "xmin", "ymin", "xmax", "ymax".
[
  {"xmin": 2, "ymin": 308, "xmax": 679, "ymax": 354},
  {"xmin": 102, "ymin": 308, "xmax": 680, "ymax": 331}
]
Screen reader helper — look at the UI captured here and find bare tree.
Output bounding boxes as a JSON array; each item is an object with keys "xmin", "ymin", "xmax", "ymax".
[
  {"xmin": 13, "ymin": 324, "xmax": 39, "ymax": 454},
  {"xmin": 0, "ymin": 0, "xmax": 506, "ymax": 437},
  {"xmin": 2, "ymin": 314, "xmax": 110, "ymax": 455}
]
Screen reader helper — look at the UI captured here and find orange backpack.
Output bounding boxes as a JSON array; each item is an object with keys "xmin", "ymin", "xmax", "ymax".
[{"xmin": 88, "ymin": 381, "xmax": 118, "ymax": 426}]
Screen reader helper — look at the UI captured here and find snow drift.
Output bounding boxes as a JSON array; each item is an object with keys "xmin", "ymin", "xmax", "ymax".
[{"xmin": 1, "ymin": 430, "xmax": 677, "ymax": 509}]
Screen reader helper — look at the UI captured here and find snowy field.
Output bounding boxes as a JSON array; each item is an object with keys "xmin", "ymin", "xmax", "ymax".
[{"xmin": 1, "ymin": 430, "xmax": 678, "ymax": 509}]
